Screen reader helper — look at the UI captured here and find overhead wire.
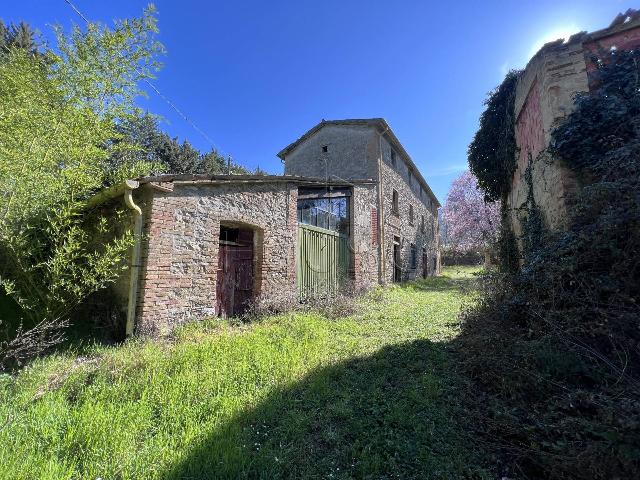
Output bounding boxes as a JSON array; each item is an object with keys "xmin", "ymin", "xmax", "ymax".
[{"xmin": 62, "ymin": 0, "xmax": 231, "ymax": 160}]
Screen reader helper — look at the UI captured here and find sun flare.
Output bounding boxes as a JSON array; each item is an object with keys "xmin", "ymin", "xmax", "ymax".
[{"xmin": 529, "ymin": 24, "xmax": 580, "ymax": 58}]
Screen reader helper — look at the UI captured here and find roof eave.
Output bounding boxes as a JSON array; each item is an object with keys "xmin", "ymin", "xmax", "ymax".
[{"xmin": 277, "ymin": 118, "xmax": 440, "ymax": 207}]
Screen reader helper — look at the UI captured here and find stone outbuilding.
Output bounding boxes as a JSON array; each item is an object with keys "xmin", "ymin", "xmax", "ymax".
[{"xmin": 93, "ymin": 119, "xmax": 439, "ymax": 336}]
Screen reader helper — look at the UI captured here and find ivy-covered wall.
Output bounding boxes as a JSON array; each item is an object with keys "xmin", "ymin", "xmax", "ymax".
[
  {"xmin": 470, "ymin": 13, "xmax": 640, "ymax": 257},
  {"xmin": 508, "ymin": 37, "xmax": 588, "ymax": 237}
]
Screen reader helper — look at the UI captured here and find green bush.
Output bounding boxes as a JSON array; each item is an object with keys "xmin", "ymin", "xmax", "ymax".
[{"xmin": 0, "ymin": 7, "xmax": 163, "ymax": 369}]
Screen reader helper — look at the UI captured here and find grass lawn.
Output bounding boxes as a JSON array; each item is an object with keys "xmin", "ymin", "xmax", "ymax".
[{"xmin": 0, "ymin": 266, "xmax": 488, "ymax": 480}]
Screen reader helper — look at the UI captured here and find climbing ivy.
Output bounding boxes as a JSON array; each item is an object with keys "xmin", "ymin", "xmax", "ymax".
[
  {"xmin": 459, "ymin": 49, "xmax": 640, "ymax": 479},
  {"xmin": 520, "ymin": 156, "xmax": 546, "ymax": 261},
  {"xmin": 552, "ymin": 49, "xmax": 640, "ymax": 181},
  {"xmin": 467, "ymin": 70, "xmax": 521, "ymax": 202}
]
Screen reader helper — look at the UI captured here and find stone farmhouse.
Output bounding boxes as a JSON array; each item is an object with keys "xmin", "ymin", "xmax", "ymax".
[
  {"xmin": 92, "ymin": 118, "xmax": 440, "ymax": 336},
  {"xmin": 508, "ymin": 9, "xmax": 640, "ymax": 238}
]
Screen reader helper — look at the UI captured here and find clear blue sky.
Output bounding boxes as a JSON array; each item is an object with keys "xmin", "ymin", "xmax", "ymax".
[{"xmin": 3, "ymin": 0, "xmax": 629, "ymax": 201}]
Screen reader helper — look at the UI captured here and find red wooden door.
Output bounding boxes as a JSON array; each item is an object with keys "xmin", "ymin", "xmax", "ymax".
[{"xmin": 216, "ymin": 242, "xmax": 254, "ymax": 317}]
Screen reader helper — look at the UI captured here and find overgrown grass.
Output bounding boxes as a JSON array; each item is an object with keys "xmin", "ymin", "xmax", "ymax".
[{"xmin": 0, "ymin": 267, "xmax": 488, "ymax": 479}]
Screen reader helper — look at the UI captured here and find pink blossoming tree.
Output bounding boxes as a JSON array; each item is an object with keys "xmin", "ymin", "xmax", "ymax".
[{"xmin": 441, "ymin": 171, "xmax": 500, "ymax": 264}]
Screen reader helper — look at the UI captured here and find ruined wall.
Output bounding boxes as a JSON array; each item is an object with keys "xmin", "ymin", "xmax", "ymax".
[
  {"xmin": 283, "ymin": 124, "xmax": 379, "ymax": 181},
  {"xmin": 135, "ymin": 181, "xmax": 297, "ymax": 335},
  {"xmin": 508, "ymin": 17, "xmax": 640, "ymax": 238},
  {"xmin": 379, "ymin": 137, "xmax": 439, "ymax": 283},
  {"xmin": 584, "ymin": 20, "xmax": 640, "ymax": 85},
  {"xmin": 509, "ymin": 38, "xmax": 589, "ymax": 235}
]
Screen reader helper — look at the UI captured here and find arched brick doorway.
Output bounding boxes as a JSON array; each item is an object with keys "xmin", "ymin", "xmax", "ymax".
[{"xmin": 216, "ymin": 222, "xmax": 263, "ymax": 317}]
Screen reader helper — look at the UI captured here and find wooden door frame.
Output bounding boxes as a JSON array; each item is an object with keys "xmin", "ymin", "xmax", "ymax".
[{"xmin": 216, "ymin": 221, "xmax": 264, "ymax": 317}]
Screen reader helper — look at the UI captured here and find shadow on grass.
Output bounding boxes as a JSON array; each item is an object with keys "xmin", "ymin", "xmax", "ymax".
[
  {"xmin": 163, "ymin": 339, "xmax": 485, "ymax": 480},
  {"xmin": 397, "ymin": 272, "xmax": 481, "ymax": 295}
]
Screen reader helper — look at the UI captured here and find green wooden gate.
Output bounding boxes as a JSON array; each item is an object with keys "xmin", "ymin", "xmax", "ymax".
[{"xmin": 297, "ymin": 223, "xmax": 349, "ymax": 298}]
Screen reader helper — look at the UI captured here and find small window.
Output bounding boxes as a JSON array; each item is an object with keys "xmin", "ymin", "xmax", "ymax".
[
  {"xmin": 410, "ymin": 244, "xmax": 417, "ymax": 269},
  {"xmin": 408, "ymin": 169, "xmax": 413, "ymax": 186},
  {"xmin": 421, "ymin": 215, "xmax": 425, "ymax": 233},
  {"xmin": 392, "ymin": 189, "xmax": 399, "ymax": 215},
  {"xmin": 220, "ymin": 225, "xmax": 240, "ymax": 244},
  {"xmin": 390, "ymin": 148, "xmax": 396, "ymax": 167},
  {"xmin": 322, "ymin": 145, "xmax": 328, "ymax": 153},
  {"xmin": 420, "ymin": 186, "xmax": 423, "ymax": 198},
  {"xmin": 409, "ymin": 204, "xmax": 414, "ymax": 225}
]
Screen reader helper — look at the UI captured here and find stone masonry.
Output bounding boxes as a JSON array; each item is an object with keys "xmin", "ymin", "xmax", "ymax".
[
  {"xmin": 508, "ymin": 11, "xmax": 640, "ymax": 238},
  {"xmin": 378, "ymin": 134, "xmax": 440, "ymax": 282},
  {"xmin": 95, "ymin": 120, "xmax": 440, "ymax": 336},
  {"xmin": 134, "ymin": 178, "xmax": 298, "ymax": 335},
  {"xmin": 279, "ymin": 118, "xmax": 440, "ymax": 284}
]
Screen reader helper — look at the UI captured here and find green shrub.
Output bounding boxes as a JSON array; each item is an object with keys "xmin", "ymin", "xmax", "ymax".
[{"xmin": 0, "ymin": 7, "xmax": 163, "ymax": 369}]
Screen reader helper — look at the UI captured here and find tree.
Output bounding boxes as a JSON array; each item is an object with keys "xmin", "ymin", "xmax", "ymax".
[
  {"xmin": 0, "ymin": 20, "xmax": 42, "ymax": 56},
  {"xmin": 0, "ymin": 6, "xmax": 163, "ymax": 369},
  {"xmin": 112, "ymin": 114, "xmax": 251, "ymax": 175},
  {"xmin": 441, "ymin": 171, "xmax": 500, "ymax": 265}
]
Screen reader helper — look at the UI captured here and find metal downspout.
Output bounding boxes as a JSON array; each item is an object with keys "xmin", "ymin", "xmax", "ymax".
[{"xmin": 123, "ymin": 181, "xmax": 142, "ymax": 337}]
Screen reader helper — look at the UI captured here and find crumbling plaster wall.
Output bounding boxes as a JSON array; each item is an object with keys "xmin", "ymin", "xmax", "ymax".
[
  {"xmin": 509, "ymin": 40, "xmax": 588, "ymax": 236},
  {"xmin": 508, "ymin": 18, "xmax": 640, "ymax": 239},
  {"xmin": 283, "ymin": 124, "xmax": 379, "ymax": 181}
]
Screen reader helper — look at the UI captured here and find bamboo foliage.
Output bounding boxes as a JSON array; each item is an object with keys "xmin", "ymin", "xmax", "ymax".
[{"xmin": 0, "ymin": 6, "xmax": 163, "ymax": 368}]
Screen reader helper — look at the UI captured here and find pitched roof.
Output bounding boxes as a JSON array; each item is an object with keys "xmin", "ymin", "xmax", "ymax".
[
  {"xmin": 135, "ymin": 173, "xmax": 376, "ymax": 186},
  {"xmin": 85, "ymin": 175, "xmax": 377, "ymax": 209},
  {"xmin": 277, "ymin": 118, "xmax": 440, "ymax": 207}
]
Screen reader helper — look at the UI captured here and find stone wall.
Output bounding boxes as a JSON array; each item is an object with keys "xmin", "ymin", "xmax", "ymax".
[
  {"xmin": 378, "ymin": 136, "xmax": 439, "ymax": 282},
  {"xmin": 350, "ymin": 183, "xmax": 381, "ymax": 289},
  {"xmin": 283, "ymin": 124, "xmax": 379, "ymax": 181},
  {"xmin": 135, "ymin": 181, "xmax": 297, "ymax": 335},
  {"xmin": 509, "ymin": 35, "xmax": 590, "ymax": 236},
  {"xmin": 283, "ymin": 121, "xmax": 439, "ymax": 283},
  {"xmin": 508, "ymin": 15, "xmax": 640, "ymax": 239}
]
